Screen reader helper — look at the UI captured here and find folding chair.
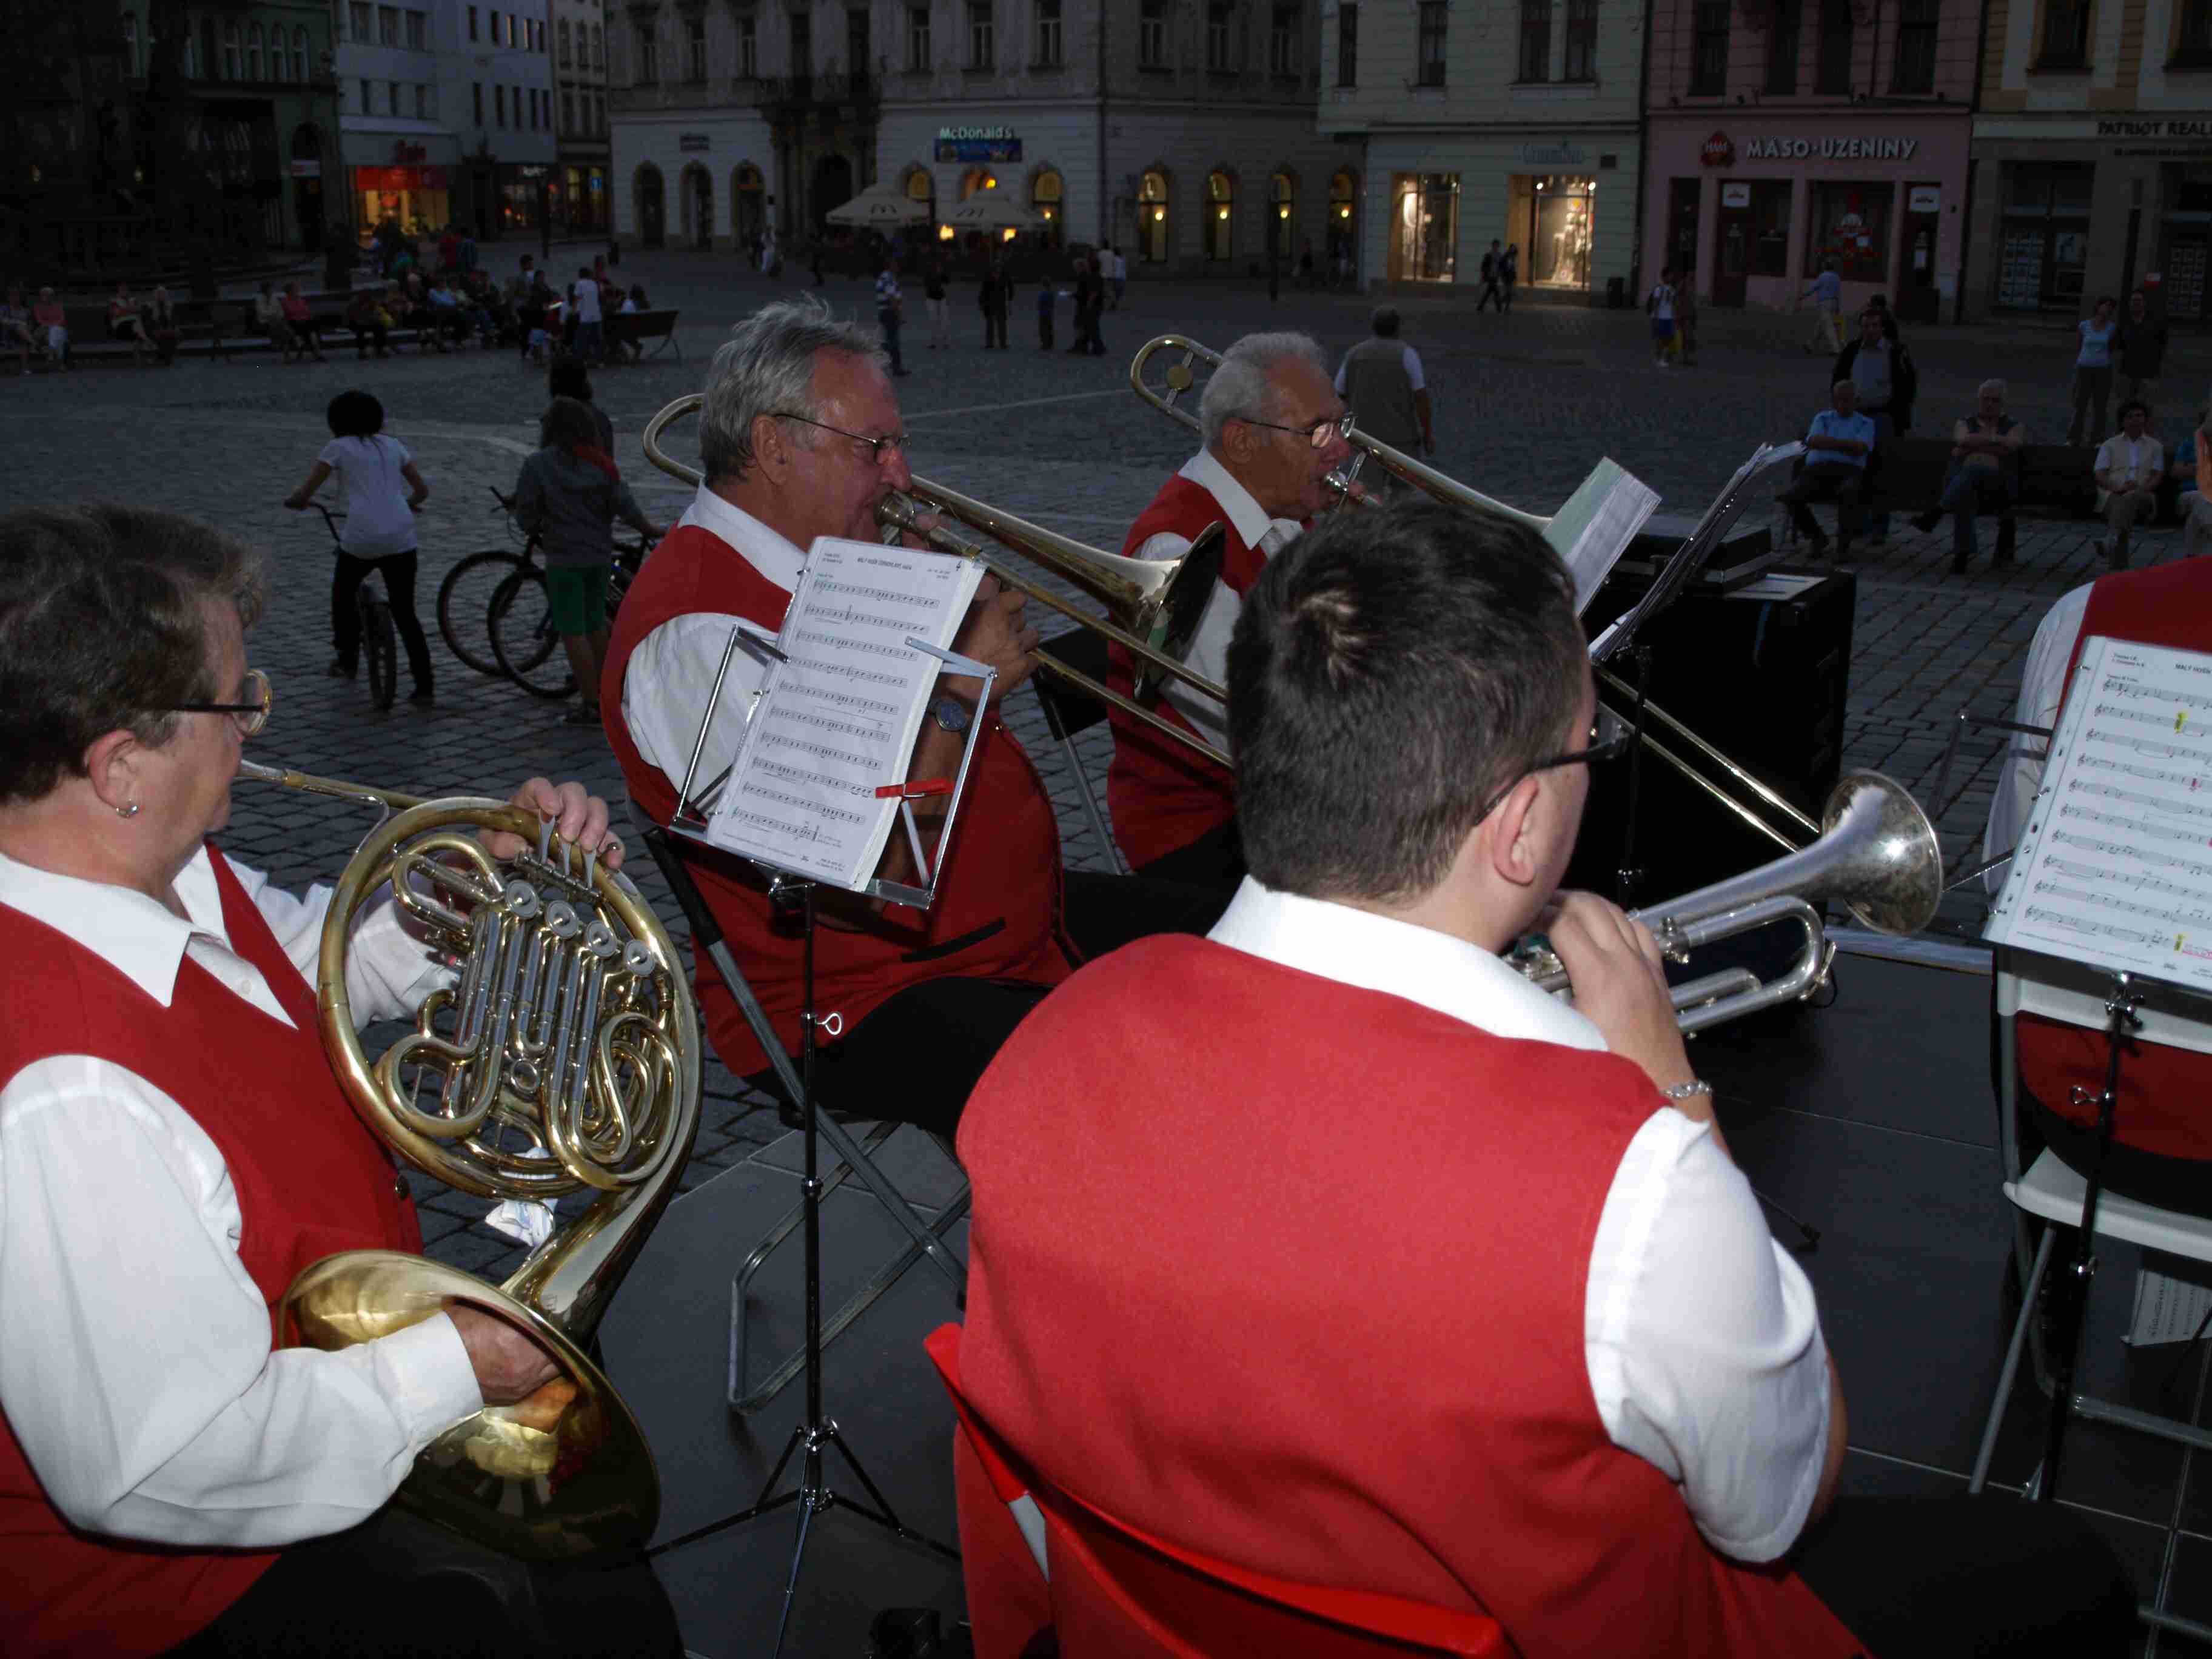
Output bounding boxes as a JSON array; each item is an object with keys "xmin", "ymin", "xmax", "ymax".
[
  {"xmin": 923, "ymin": 1323, "xmax": 1509, "ymax": 1659},
  {"xmin": 1968, "ymin": 948, "xmax": 2212, "ymax": 1647},
  {"xmin": 1033, "ymin": 630, "xmax": 1130, "ymax": 876}
]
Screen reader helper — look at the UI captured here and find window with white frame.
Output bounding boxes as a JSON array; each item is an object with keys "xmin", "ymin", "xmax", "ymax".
[
  {"xmin": 1034, "ymin": 0, "xmax": 1062, "ymax": 64},
  {"xmin": 968, "ymin": 1, "xmax": 994, "ymax": 68}
]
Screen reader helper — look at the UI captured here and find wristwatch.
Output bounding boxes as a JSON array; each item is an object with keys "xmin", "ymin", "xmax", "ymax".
[{"xmin": 929, "ymin": 694, "xmax": 973, "ymax": 737}]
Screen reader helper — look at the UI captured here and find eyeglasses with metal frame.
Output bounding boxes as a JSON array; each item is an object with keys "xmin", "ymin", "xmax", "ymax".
[
  {"xmin": 164, "ymin": 668, "xmax": 272, "ymax": 737},
  {"xmin": 769, "ymin": 412, "xmax": 911, "ymax": 464},
  {"xmin": 1235, "ymin": 408, "xmax": 1358, "ymax": 451},
  {"xmin": 1472, "ymin": 706, "xmax": 1634, "ymax": 826}
]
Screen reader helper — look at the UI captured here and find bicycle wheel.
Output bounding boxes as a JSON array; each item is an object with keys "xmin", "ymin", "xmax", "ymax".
[
  {"xmin": 488, "ymin": 569, "xmax": 576, "ymax": 699},
  {"xmin": 361, "ymin": 592, "xmax": 399, "ymax": 712},
  {"xmin": 437, "ymin": 551, "xmax": 525, "ymax": 677}
]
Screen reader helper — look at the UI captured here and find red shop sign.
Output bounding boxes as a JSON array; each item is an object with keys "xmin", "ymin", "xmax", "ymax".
[
  {"xmin": 1700, "ymin": 131, "xmax": 1735, "ymax": 167},
  {"xmin": 355, "ymin": 165, "xmax": 449, "ymax": 192}
]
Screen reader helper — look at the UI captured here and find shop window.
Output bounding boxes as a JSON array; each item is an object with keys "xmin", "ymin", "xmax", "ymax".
[
  {"xmin": 1139, "ymin": 167, "xmax": 1170, "ymax": 262},
  {"xmin": 1337, "ymin": 2, "xmax": 1357, "ymax": 84},
  {"xmin": 1691, "ymin": 0, "xmax": 1729, "ymax": 93},
  {"xmin": 907, "ymin": 5, "xmax": 930, "ymax": 67},
  {"xmin": 960, "ymin": 167, "xmax": 999, "ymax": 200},
  {"xmin": 1205, "ymin": 169, "xmax": 1235, "ymax": 261},
  {"xmin": 1328, "ymin": 168, "xmax": 1358, "ymax": 267},
  {"xmin": 1563, "ymin": 0, "xmax": 1598, "ymax": 79},
  {"xmin": 2158, "ymin": 170, "xmax": 2212, "ymax": 317},
  {"xmin": 1032, "ymin": 167, "xmax": 1062, "ymax": 243},
  {"xmin": 1815, "ymin": 0, "xmax": 1852, "ymax": 92},
  {"xmin": 1766, "ymin": 0, "xmax": 1800, "ymax": 91},
  {"xmin": 1140, "ymin": 0, "xmax": 1169, "ymax": 68},
  {"xmin": 1269, "ymin": 169, "xmax": 1295, "ymax": 256},
  {"xmin": 2175, "ymin": 0, "xmax": 2212, "ymax": 64},
  {"xmin": 294, "ymin": 25, "xmax": 312, "ymax": 79},
  {"xmin": 1034, "ymin": 0, "xmax": 1062, "ymax": 65},
  {"xmin": 968, "ymin": 1, "xmax": 993, "ymax": 69},
  {"xmin": 1748, "ymin": 179, "xmax": 1793, "ymax": 275},
  {"xmin": 1207, "ymin": 2, "xmax": 1233, "ymax": 70},
  {"xmin": 1390, "ymin": 173, "xmax": 1458, "ymax": 283},
  {"xmin": 685, "ymin": 15, "xmax": 706, "ymax": 81},
  {"xmin": 1997, "ymin": 161, "xmax": 2093, "ymax": 310},
  {"xmin": 1271, "ymin": 4, "xmax": 1298, "ymax": 73},
  {"xmin": 1414, "ymin": 2, "xmax": 1447, "ymax": 83},
  {"xmin": 1892, "ymin": 0, "xmax": 1937, "ymax": 89},
  {"xmin": 1527, "ymin": 175, "xmax": 1595, "ymax": 289},
  {"xmin": 2037, "ymin": 0, "xmax": 2091, "ymax": 67},
  {"xmin": 1519, "ymin": 0, "xmax": 1550, "ymax": 81},
  {"xmin": 1808, "ymin": 181, "xmax": 1890, "ymax": 283},
  {"xmin": 246, "ymin": 24, "xmax": 263, "ymax": 78}
]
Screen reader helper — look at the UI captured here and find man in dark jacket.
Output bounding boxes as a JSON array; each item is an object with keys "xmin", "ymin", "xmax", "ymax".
[
  {"xmin": 1070, "ymin": 255, "xmax": 1106, "ymax": 356},
  {"xmin": 1831, "ymin": 308, "xmax": 1917, "ymax": 548},
  {"xmin": 2116, "ymin": 289, "xmax": 2169, "ymax": 414}
]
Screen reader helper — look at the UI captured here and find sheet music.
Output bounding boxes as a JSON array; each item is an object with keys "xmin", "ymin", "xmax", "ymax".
[
  {"xmin": 703, "ymin": 538, "xmax": 985, "ymax": 891},
  {"xmin": 1986, "ymin": 634, "xmax": 2212, "ymax": 992},
  {"xmin": 1541, "ymin": 459, "xmax": 1663, "ymax": 614}
]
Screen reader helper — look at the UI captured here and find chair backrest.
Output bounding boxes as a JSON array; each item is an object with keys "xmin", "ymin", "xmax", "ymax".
[
  {"xmin": 923, "ymin": 1324, "xmax": 1508, "ymax": 1659},
  {"xmin": 1034, "ymin": 630, "xmax": 1114, "ymax": 742}
]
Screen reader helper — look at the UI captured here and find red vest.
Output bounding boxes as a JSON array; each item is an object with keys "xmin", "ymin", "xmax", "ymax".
[
  {"xmin": 602, "ymin": 521, "xmax": 1070, "ymax": 1077},
  {"xmin": 0, "ymin": 849, "xmax": 421, "ymax": 1659},
  {"xmin": 956, "ymin": 938, "xmax": 1866, "ymax": 1659},
  {"xmin": 2020, "ymin": 560, "xmax": 2212, "ymax": 1160},
  {"xmin": 1104, "ymin": 474, "xmax": 1264, "ymax": 870}
]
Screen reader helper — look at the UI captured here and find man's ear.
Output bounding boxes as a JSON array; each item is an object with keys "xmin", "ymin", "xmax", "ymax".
[
  {"xmin": 1487, "ymin": 776, "xmax": 1546, "ymax": 893},
  {"xmin": 1218, "ymin": 418, "xmax": 1253, "ymax": 468},
  {"xmin": 749, "ymin": 414, "xmax": 792, "ymax": 484}
]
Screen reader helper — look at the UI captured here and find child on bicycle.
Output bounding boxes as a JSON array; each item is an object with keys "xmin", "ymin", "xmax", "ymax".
[
  {"xmin": 283, "ymin": 389, "xmax": 437, "ymax": 704},
  {"xmin": 511, "ymin": 395, "xmax": 665, "ymax": 725}
]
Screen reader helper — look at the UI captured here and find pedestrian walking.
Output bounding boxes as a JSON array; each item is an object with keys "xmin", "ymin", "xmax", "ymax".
[
  {"xmin": 1335, "ymin": 307, "xmax": 1434, "ymax": 484},
  {"xmin": 1500, "ymin": 244, "xmax": 1518, "ymax": 310},
  {"xmin": 874, "ymin": 258, "xmax": 909, "ymax": 375},
  {"xmin": 1800, "ymin": 259, "xmax": 1843, "ymax": 355},
  {"xmin": 281, "ymin": 390, "xmax": 436, "ymax": 705},
  {"xmin": 1673, "ymin": 269, "xmax": 1700, "ymax": 366},
  {"xmin": 568, "ymin": 267, "xmax": 605, "ymax": 363},
  {"xmin": 1035, "ymin": 278, "xmax": 1054, "ymax": 350},
  {"xmin": 2068, "ymin": 295, "xmax": 2120, "ymax": 446},
  {"xmin": 511, "ymin": 396, "xmax": 666, "ymax": 725},
  {"xmin": 1647, "ymin": 269, "xmax": 1678, "ymax": 367},
  {"xmin": 1072, "ymin": 255, "xmax": 1107, "ymax": 355},
  {"xmin": 925, "ymin": 255, "xmax": 951, "ymax": 348},
  {"xmin": 1475, "ymin": 241, "xmax": 1506, "ymax": 313},
  {"xmin": 2115, "ymin": 289, "xmax": 2168, "ymax": 414},
  {"xmin": 980, "ymin": 258, "xmax": 1013, "ymax": 349},
  {"xmin": 1108, "ymin": 244, "xmax": 1128, "ymax": 309}
]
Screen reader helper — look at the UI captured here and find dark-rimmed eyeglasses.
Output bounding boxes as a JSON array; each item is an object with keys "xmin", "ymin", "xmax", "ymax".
[
  {"xmin": 1473, "ymin": 706, "xmax": 1634, "ymax": 825},
  {"xmin": 770, "ymin": 412, "xmax": 910, "ymax": 464},
  {"xmin": 166, "ymin": 668, "xmax": 272, "ymax": 737},
  {"xmin": 1236, "ymin": 409, "xmax": 1357, "ymax": 451}
]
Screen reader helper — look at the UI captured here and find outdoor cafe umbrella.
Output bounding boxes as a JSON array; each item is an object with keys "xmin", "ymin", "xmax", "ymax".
[
  {"xmin": 824, "ymin": 183, "xmax": 929, "ymax": 227},
  {"xmin": 940, "ymin": 195, "xmax": 1045, "ymax": 235}
]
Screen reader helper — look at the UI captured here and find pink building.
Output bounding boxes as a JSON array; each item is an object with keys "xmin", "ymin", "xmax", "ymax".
[{"xmin": 1641, "ymin": 0, "xmax": 1977, "ymax": 321}]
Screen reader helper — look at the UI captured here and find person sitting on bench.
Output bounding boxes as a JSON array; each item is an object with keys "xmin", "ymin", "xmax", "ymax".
[
  {"xmin": 1912, "ymin": 379, "xmax": 2023, "ymax": 575},
  {"xmin": 1779, "ymin": 380, "xmax": 1875, "ymax": 561}
]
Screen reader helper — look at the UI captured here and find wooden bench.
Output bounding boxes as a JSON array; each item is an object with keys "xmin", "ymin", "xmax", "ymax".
[
  {"xmin": 606, "ymin": 307, "xmax": 680, "ymax": 361},
  {"xmin": 1858, "ymin": 437, "xmax": 2139, "ymax": 521}
]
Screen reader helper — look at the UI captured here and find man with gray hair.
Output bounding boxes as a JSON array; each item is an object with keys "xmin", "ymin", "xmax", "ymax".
[
  {"xmin": 1335, "ymin": 306, "xmax": 1434, "ymax": 480},
  {"xmin": 1910, "ymin": 379, "xmax": 2023, "ymax": 575},
  {"xmin": 603, "ymin": 297, "xmax": 1224, "ymax": 1139},
  {"xmin": 1107, "ymin": 330, "xmax": 1356, "ymax": 886}
]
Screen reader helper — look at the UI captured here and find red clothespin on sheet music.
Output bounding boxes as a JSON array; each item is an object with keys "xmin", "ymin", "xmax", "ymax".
[{"xmin": 875, "ymin": 778, "xmax": 953, "ymax": 800}]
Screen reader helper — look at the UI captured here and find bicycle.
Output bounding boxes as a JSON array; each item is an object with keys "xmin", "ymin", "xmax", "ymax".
[
  {"xmin": 435, "ymin": 489, "xmax": 538, "ymax": 678},
  {"xmin": 449, "ymin": 488, "xmax": 647, "ymax": 699},
  {"xmin": 309, "ymin": 503, "xmax": 400, "ymax": 712}
]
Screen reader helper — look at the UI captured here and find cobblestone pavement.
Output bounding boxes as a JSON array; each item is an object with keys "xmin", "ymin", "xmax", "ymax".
[{"xmin": 5, "ymin": 251, "xmax": 2204, "ymax": 1274}]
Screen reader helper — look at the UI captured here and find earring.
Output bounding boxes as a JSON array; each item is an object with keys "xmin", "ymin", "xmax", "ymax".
[{"xmin": 116, "ymin": 802, "xmax": 140, "ymax": 819}]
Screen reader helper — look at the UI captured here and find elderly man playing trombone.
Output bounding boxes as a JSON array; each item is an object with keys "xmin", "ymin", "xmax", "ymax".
[
  {"xmin": 1108, "ymin": 330, "xmax": 1356, "ymax": 888},
  {"xmin": 953, "ymin": 497, "xmax": 2135, "ymax": 1659},
  {"xmin": 605, "ymin": 297, "xmax": 1225, "ymax": 1142}
]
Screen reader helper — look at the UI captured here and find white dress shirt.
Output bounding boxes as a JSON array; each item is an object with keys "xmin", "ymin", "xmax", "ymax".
[
  {"xmin": 1209, "ymin": 879, "xmax": 1834, "ymax": 1564},
  {"xmin": 0, "ymin": 846, "xmax": 482, "ymax": 1547},
  {"xmin": 619, "ymin": 484, "xmax": 803, "ymax": 799},
  {"xmin": 2094, "ymin": 432, "xmax": 2163, "ymax": 506},
  {"xmin": 1986, "ymin": 580, "xmax": 2097, "ymax": 894},
  {"xmin": 1131, "ymin": 449, "xmax": 1304, "ymax": 751}
]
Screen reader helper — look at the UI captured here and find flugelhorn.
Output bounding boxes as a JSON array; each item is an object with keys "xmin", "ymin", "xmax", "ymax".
[
  {"xmin": 240, "ymin": 760, "xmax": 700, "ymax": 1559},
  {"xmin": 640, "ymin": 392, "xmax": 1232, "ymax": 769},
  {"xmin": 1515, "ymin": 771, "xmax": 1943, "ymax": 1033}
]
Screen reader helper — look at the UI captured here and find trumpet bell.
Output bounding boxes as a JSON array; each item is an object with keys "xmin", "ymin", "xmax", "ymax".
[{"xmin": 1817, "ymin": 770, "xmax": 1946, "ymax": 937}]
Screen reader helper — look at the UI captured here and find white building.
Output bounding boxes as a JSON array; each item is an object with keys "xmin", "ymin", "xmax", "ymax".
[
  {"xmin": 336, "ymin": 0, "xmax": 557, "ymax": 246},
  {"xmin": 608, "ymin": 1, "xmax": 1346, "ymax": 281},
  {"xmin": 1318, "ymin": 0, "xmax": 1647, "ymax": 301}
]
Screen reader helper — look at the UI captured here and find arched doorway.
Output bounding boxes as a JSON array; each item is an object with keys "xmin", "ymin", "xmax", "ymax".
[
  {"xmin": 1205, "ymin": 169, "xmax": 1235, "ymax": 264},
  {"xmin": 1329, "ymin": 168, "xmax": 1359, "ymax": 280},
  {"xmin": 901, "ymin": 164, "xmax": 937, "ymax": 246},
  {"xmin": 682, "ymin": 162, "xmax": 712, "ymax": 249},
  {"xmin": 734, "ymin": 162, "xmax": 766, "ymax": 255},
  {"xmin": 1269, "ymin": 169, "xmax": 1296, "ymax": 261},
  {"xmin": 635, "ymin": 163, "xmax": 665, "ymax": 247},
  {"xmin": 289, "ymin": 126, "xmax": 324, "ymax": 251},
  {"xmin": 1139, "ymin": 167, "xmax": 1170, "ymax": 264},
  {"xmin": 1031, "ymin": 166, "xmax": 1063, "ymax": 248},
  {"xmin": 809, "ymin": 153, "xmax": 853, "ymax": 233}
]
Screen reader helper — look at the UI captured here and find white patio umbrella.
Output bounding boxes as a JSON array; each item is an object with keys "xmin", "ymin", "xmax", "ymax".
[
  {"xmin": 824, "ymin": 183, "xmax": 929, "ymax": 227},
  {"xmin": 940, "ymin": 195, "xmax": 1045, "ymax": 235}
]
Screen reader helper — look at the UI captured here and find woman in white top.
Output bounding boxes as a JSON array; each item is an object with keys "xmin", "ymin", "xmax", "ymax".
[
  {"xmin": 2068, "ymin": 294, "xmax": 2119, "ymax": 446},
  {"xmin": 281, "ymin": 390, "xmax": 437, "ymax": 702}
]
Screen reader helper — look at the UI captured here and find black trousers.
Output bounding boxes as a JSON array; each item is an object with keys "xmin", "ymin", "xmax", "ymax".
[
  {"xmin": 1782, "ymin": 466, "xmax": 1866, "ymax": 545},
  {"xmin": 332, "ymin": 549, "xmax": 435, "ymax": 691},
  {"xmin": 163, "ymin": 1504, "xmax": 682, "ymax": 1659},
  {"xmin": 743, "ymin": 871, "xmax": 1231, "ymax": 1140},
  {"xmin": 1791, "ymin": 1494, "xmax": 2136, "ymax": 1658}
]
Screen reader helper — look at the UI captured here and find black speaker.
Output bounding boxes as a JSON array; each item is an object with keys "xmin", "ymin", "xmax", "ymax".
[{"xmin": 1567, "ymin": 564, "xmax": 1856, "ymax": 908}]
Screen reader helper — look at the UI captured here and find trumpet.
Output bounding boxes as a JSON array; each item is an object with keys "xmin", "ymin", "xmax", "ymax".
[
  {"xmin": 640, "ymin": 393, "xmax": 1233, "ymax": 770},
  {"xmin": 1515, "ymin": 771, "xmax": 1943, "ymax": 1033}
]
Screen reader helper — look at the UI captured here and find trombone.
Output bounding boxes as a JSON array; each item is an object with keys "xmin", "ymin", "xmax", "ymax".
[
  {"xmin": 640, "ymin": 392, "xmax": 1233, "ymax": 769},
  {"xmin": 1128, "ymin": 330, "xmax": 1822, "ymax": 860}
]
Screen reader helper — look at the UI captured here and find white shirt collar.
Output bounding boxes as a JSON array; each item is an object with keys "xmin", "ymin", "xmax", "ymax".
[
  {"xmin": 677, "ymin": 484, "xmax": 808, "ymax": 592},
  {"xmin": 1207, "ymin": 877, "xmax": 1607, "ymax": 1052},
  {"xmin": 1179, "ymin": 447, "xmax": 1302, "ymax": 552},
  {"xmin": 0, "ymin": 844, "xmax": 231, "ymax": 1010}
]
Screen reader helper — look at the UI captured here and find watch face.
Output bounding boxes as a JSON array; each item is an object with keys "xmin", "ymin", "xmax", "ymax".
[{"xmin": 933, "ymin": 696, "xmax": 971, "ymax": 735}]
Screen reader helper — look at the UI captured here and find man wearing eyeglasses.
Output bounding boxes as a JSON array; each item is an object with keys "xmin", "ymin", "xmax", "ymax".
[
  {"xmin": 605, "ymin": 297, "xmax": 1226, "ymax": 1142},
  {"xmin": 1108, "ymin": 330, "xmax": 1357, "ymax": 889},
  {"xmin": 952, "ymin": 498, "xmax": 2135, "ymax": 1659}
]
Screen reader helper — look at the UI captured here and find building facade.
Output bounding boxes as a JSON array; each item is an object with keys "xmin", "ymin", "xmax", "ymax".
[
  {"xmin": 606, "ymin": 1, "xmax": 1341, "ymax": 278},
  {"xmin": 336, "ymin": 0, "xmax": 556, "ymax": 247},
  {"xmin": 1318, "ymin": 0, "xmax": 1646, "ymax": 301},
  {"xmin": 552, "ymin": 0, "xmax": 610, "ymax": 232},
  {"xmin": 1969, "ymin": 0, "xmax": 2212, "ymax": 320},
  {"xmin": 1641, "ymin": 0, "xmax": 1976, "ymax": 321}
]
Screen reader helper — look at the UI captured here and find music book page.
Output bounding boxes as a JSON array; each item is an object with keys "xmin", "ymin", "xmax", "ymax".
[
  {"xmin": 1543, "ymin": 458, "xmax": 1662, "ymax": 614},
  {"xmin": 1986, "ymin": 634, "xmax": 2212, "ymax": 992},
  {"xmin": 703, "ymin": 537, "xmax": 985, "ymax": 893}
]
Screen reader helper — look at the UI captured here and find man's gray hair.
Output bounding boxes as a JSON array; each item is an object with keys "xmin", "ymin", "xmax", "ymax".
[
  {"xmin": 1199, "ymin": 330, "xmax": 1329, "ymax": 449},
  {"xmin": 1980, "ymin": 378, "xmax": 2008, "ymax": 397},
  {"xmin": 699, "ymin": 296, "xmax": 887, "ymax": 485}
]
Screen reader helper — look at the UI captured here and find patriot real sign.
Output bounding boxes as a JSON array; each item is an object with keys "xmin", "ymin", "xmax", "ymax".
[{"xmin": 936, "ymin": 124, "xmax": 1022, "ymax": 163}]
